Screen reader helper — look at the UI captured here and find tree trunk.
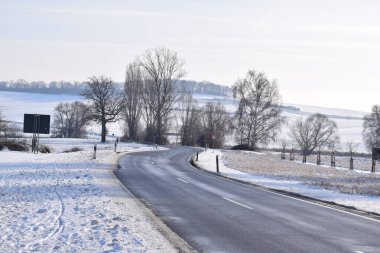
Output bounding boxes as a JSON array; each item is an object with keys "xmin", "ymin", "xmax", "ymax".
[
  {"xmin": 101, "ymin": 119, "xmax": 107, "ymax": 143},
  {"xmin": 156, "ymin": 117, "xmax": 162, "ymax": 145},
  {"xmin": 128, "ymin": 123, "xmax": 136, "ymax": 142}
]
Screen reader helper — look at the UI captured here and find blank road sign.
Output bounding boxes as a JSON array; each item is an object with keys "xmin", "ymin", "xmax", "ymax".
[
  {"xmin": 373, "ymin": 148, "xmax": 380, "ymax": 160},
  {"xmin": 23, "ymin": 114, "xmax": 50, "ymax": 134}
]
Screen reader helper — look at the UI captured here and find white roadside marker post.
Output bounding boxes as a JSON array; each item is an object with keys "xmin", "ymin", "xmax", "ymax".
[
  {"xmin": 216, "ymin": 155, "xmax": 219, "ymax": 173},
  {"xmin": 93, "ymin": 144, "xmax": 97, "ymax": 159}
]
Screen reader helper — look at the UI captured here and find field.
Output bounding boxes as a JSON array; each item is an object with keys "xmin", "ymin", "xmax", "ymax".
[
  {"xmin": 224, "ymin": 150, "xmax": 380, "ymax": 195},
  {"xmin": 0, "ymin": 138, "xmax": 175, "ymax": 252},
  {"xmin": 195, "ymin": 149, "xmax": 380, "ymax": 214},
  {"xmin": 0, "ymin": 90, "xmax": 368, "ymax": 151}
]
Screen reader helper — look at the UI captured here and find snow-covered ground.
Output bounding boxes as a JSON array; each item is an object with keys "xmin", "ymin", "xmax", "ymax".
[
  {"xmin": 195, "ymin": 149, "xmax": 380, "ymax": 215},
  {"xmin": 0, "ymin": 139, "xmax": 176, "ymax": 253}
]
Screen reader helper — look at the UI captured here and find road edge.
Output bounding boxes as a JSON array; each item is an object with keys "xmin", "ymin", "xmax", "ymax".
[{"xmin": 189, "ymin": 152, "xmax": 380, "ymax": 222}]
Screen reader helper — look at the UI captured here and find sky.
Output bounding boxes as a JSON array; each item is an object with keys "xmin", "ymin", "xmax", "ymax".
[{"xmin": 1, "ymin": 0, "xmax": 380, "ymax": 112}]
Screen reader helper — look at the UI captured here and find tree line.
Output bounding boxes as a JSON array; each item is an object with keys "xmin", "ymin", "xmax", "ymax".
[
  {"xmin": 0, "ymin": 78, "xmax": 231, "ymax": 96},
  {"xmin": 50, "ymin": 47, "xmax": 380, "ymax": 153},
  {"xmin": 1, "ymin": 47, "xmax": 379, "ymax": 155}
]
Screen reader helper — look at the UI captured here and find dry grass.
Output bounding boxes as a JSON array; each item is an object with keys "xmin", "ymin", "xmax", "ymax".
[{"xmin": 223, "ymin": 150, "xmax": 380, "ymax": 196}]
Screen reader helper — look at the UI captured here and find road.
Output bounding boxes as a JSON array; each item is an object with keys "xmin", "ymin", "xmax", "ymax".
[{"xmin": 115, "ymin": 147, "xmax": 380, "ymax": 253}]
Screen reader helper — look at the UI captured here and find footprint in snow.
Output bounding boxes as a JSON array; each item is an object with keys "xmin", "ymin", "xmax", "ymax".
[
  {"xmin": 99, "ymin": 238, "xmax": 106, "ymax": 246},
  {"xmin": 36, "ymin": 208, "xmax": 47, "ymax": 214}
]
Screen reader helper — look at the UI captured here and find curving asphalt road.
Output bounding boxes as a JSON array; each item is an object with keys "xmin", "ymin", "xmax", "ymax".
[{"xmin": 115, "ymin": 146, "xmax": 380, "ymax": 253}]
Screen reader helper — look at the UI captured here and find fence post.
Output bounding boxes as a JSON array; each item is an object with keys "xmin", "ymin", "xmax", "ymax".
[
  {"xmin": 290, "ymin": 149, "xmax": 294, "ymax": 161},
  {"xmin": 331, "ymin": 151, "xmax": 336, "ymax": 167},
  {"xmin": 349, "ymin": 151, "xmax": 354, "ymax": 170},
  {"xmin": 216, "ymin": 155, "xmax": 219, "ymax": 173},
  {"xmin": 316, "ymin": 149, "xmax": 321, "ymax": 165}
]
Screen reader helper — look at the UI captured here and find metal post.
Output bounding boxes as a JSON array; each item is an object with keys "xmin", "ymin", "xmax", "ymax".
[
  {"xmin": 216, "ymin": 155, "xmax": 219, "ymax": 173},
  {"xmin": 114, "ymin": 141, "xmax": 117, "ymax": 152}
]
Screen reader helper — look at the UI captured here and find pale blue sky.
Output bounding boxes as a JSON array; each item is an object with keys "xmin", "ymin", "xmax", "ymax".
[{"xmin": 1, "ymin": 0, "xmax": 380, "ymax": 111}]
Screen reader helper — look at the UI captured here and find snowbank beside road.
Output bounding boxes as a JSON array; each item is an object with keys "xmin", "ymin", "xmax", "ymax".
[
  {"xmin": 0, "ymin": 141, "xmax": 175, "ymax": 253},
  {"xmin": 195, "ymin": 149, "xmax": 380, "ymax": 215}
]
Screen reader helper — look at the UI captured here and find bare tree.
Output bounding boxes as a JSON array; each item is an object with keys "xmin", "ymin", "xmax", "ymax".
[
  {"xmin": 201, "ymin": 102, "xmax": 230, "ymax": 148},
  {"xmin": 52, "ymin": 101, "xmax": 91, "ymax": 138},
  {"xmin": 82, "ymin": 76, "xmax": 124, "ymax": 142},
  {"xmin": 178, "ymin": 91, "xmax": 194, "ymax": 145},
  {"xmin": 346, "ymin": 140, "xmax": 359, "ymax": 154},
  {"xmin": 346, "ymin": 140, "xmax": 359, "ymax": 170},
  {"xmin": 289, "ymin": 113, "xmax": 339, "ymax": 155},
  {"xmin": 363, "ymin": 105, "xmax": 380, "ymax": 151},
  {"xmin": 123, "ymin": 62, "xmax": 143, "ymax": 141},
  {"xmin": 138, "ymin": 47, "xmax": 186, "ymax": 144},
  {"xmin": 233, "ymin": 69, "xmax": 285, "ymax": 150}
]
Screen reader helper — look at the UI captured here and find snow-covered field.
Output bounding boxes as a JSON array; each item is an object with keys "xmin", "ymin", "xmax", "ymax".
[
  {"xmin": 0, "ymin": 90, "xmax": 369, "ymax": 152},
  {"xmin": 195, "ymin": 149, "xmax": 380, "ymax": 215},
  {"xmin": 0, "ymin": 139, "xmax": 176, "ymax": 253}
]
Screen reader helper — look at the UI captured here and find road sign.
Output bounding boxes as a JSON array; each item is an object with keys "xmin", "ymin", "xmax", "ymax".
[{"xmin": 23, "ymin": 114, "xmax": 50, "ymax": 134}]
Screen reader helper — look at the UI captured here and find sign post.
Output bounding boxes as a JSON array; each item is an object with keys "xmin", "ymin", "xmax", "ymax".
[{"xmin": 23, "ymin": 114, "xmax": 50, "ymax": 153}]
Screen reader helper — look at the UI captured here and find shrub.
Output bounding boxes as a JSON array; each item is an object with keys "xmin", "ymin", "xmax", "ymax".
[
  {"xmin": 38, "ymin": 145, "xmax": 51, "ymax": 153},
  {"xmin": 0, "ymin": 139, "xmax": 29, "ymax": 151},
  {"xmin": 231, "ymin": 144, "xmax": 251, "ymax": 151},
  {"xmin": 63, "ymin": 147, "xmax": 83, "ymax": 153}
]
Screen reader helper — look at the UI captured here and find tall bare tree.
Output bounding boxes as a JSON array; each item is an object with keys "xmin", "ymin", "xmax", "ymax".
[
  {"xmin": 233, "ymin": 69, "xmax": 285, "ymax": 150},
  {"xmin": 201, "ymin": 102, "xmax": 230, "ymax": 148},
  {"xmin": 82, "ymin": 76, "xmax": 123, "ymax": 142},
  {"xmin": 178, "ymin": 91, "xmax": 193, "ymax": 145},
  {"xmin": 123, "ymin": 62, "xmax": 143, "ymax": 141},
  {"xmin": 289, "ymin": 113, "xmax": 339, "ymax": 155},
  {"xmin": 363, "ymin": 105, "xmax": 380, "ymax": 151},
  {"xmin": 138, "ymin": 47, "xmax": 186, "ymax": 144},
  {"xmin": 52, "ymin": 101, "xmax": 91, "ymax": 138}
]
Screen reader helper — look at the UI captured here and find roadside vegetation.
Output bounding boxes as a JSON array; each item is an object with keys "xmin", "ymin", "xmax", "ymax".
[{"xmin": 223, "ymin": 150, "xmax": 380, "ymax": 196}]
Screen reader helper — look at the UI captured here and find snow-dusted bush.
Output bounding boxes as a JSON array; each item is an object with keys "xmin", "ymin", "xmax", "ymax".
[
  {"xmin": 38, "ymin": 144, "xmax": 51, "ymax": 153},
  {"xmin": 63, "ymin": 147, "xmax": 83, "ymax": 153},
  {"xmin": 0, "ymin": 139, "xmax": 29, "ymax": 151}
]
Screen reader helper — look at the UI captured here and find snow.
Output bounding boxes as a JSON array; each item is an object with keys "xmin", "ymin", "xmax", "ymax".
[
  {"xmin": 0, "ymin": 90, "xmax": 369, "ymax": 151},
  {"xmin": 0, "ymin": 139, "xmax": 175, "ymax": 253},
  {"xmin": 195, "ymin": 149, "xmax": 380, "ymax": 215}
]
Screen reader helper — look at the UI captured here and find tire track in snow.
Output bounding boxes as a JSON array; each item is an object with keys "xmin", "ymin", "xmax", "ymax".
[{"xmin": 25, "ymin": 179, "xmax": 65, "ymax": 249}]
